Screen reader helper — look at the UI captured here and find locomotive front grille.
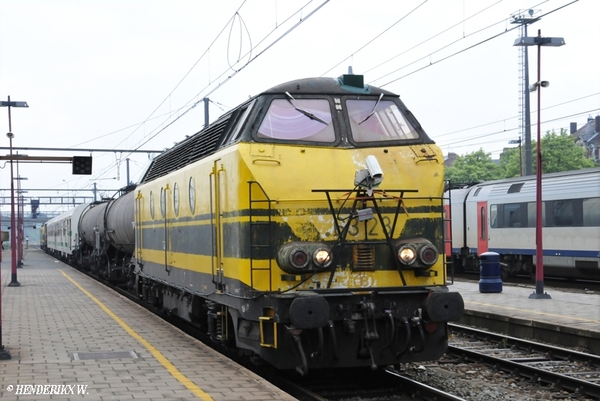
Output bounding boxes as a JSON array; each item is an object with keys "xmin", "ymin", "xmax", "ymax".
[{"xmin": 352, "ymin": 244, "xmax": 375, "ymax": 271}]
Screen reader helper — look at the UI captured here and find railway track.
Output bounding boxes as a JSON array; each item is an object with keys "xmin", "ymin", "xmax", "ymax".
[
  {"xmin": 266, "ymin": 366, "xmax": 467, "ymax": 401},
  {"xmin": 448, "ymin": 324, "xmax": 600, "ymax": 399},
  {"xmin": 65, "ymin": 261, "xmax": 472, "ymax": 401},
  {"xmin": 68, "ymin": 259, "xmax": 600, "ymax": 400}
]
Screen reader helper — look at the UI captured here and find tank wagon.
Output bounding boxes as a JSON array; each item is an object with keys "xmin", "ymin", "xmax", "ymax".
[
  {"xmin": 447, "ymin": 168, "xmax": 600, "ymax": 280},
  {"xmin": 77, "ymin": 190, "xmax": 136, "ymax": 281},
  {"xmin": 44, "ymin": 75, "xmax": 464, "ymax": 375},
  {"xmin": 44, "ymin": 187, "xmax": 136, "ymax": 281}
]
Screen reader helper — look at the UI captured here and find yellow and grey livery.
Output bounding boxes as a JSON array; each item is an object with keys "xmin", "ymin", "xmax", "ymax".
[
  {"xmin": 132, "ymin": 75, "xmax": 463, "ymax": 374},
  {"xmin": 45, "ymin": 75, "xmax": 464, "ymax": 374}
]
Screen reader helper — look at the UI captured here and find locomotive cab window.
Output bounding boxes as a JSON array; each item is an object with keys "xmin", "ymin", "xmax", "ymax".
[
  {"xmin": 257, "ymin": 98, "xmax": 335, "ymax": 142},
  {"xmin": 223, "ymin": 99, "xmax": 256, "ymax": 146},
  {"xmin": 347, "ymin": 99, "xmax": 419, "ymax": 143}
]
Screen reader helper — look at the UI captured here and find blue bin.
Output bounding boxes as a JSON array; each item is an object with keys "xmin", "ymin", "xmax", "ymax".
[{"xmin": 479, "ymin": 252, "xmax": 502, "ymax": 293}]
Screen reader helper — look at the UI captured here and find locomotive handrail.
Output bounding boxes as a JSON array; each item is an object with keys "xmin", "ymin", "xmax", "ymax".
[
  {"xmin": 248, "ymin": 180, "xmax": 276, "ymax": 292},
  {"xmin": 312, "ymin": 187, "xmax": 422, "ymax": 287}
]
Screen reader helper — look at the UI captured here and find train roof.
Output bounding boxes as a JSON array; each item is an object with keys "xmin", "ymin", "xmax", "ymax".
[
  {"xmin": 263, "ymin": 76, "xmax": 397, "ymax": 97},
  {"xmin": 450, "ymin": 167, "xmax": 600, "ymax": 190},
  {"xmin": 140, "ymin": 75, "xmax": 403, "ymax": 183}
]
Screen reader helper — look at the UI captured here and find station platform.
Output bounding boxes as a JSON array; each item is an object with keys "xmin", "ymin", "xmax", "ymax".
[
  {"xmin": 0, "ymin": 248, "xmax": 297, "ymax": 401},
  {"xmin": 449, "ymin": 278, "xmax": 600, "ymax": 355}
]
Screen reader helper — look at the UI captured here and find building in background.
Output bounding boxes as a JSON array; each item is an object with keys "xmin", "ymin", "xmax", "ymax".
[{"xmin": 572, "ymin": 115, "xmax": 600, "ymax": 163}]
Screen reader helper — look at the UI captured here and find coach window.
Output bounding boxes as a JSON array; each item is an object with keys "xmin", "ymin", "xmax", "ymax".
[
  {"xmin": 583, "ymin": 197, "xmax": 600, "ymax": 226},
  {"xmin": 490, "ymin": 205, "xmax": 498, "ymax": 228},
  {"xmin": 149, "ymin": 191, "xmax": 155, "ymax": 219},
  {"xmin": 160, "ymin": 187, "xmax": 166, "ymax": 218},
  {"xmin": 503, "ymin": 203, "xmax": 523, "ymax": 227},
  {"xmin": 189, "ymin": 177, "xmax": 196, "ymax": 215},
  {"xmin": 173, "ymin": 183, "xmax": 180, "ymax": 217},
  {"xmin": 480, "ymin": 206, "xmax": 486, "ymax": 240},
  {"xmin": 527, "ymin": 202, "xmax": 546, "ymax": 227},
  {"xmin": 257, "ymin": 98, "xmax": 335, "ymax": 142},
  {"xmin": 348, "ymin": 99, "xmax": 419, "ymax": 143},
  {"xmin": 554, "ymin": 200, "xmax": 574, "ymax": 226}
]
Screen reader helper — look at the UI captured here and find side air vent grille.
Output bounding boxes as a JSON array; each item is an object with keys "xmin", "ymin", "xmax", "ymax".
[{"xmin": 141, "ymin": 114, "xmax": 233, "ymax": 183}]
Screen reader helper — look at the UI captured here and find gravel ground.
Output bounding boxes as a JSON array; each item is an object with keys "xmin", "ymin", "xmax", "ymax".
[{"xmin": 398, "ymin": 362, "xmax": 596, "ymax": 401}]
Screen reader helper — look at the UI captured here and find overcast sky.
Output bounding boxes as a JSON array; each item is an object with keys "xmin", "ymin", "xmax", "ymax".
[{"xmin": 1, "ymin": 0, "xmax": 599, "ymax": 213}]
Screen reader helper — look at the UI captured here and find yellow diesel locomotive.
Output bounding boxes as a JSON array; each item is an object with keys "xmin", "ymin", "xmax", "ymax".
[{"xmin": 132, "ymin": 75, "xmax": 463, "ymax": 374}]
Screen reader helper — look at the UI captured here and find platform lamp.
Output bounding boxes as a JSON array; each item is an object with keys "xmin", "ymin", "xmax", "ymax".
[
  {"xmin": 514, "ymin": 30, "xmax": 565, "ymax": 300},
  {"xmin": 1, "ymin": 97, "xmax": 28, "ymax": 289},
  {"xmin": 0, "ymin": 96, "xmax": 28, "ymax": 359}
]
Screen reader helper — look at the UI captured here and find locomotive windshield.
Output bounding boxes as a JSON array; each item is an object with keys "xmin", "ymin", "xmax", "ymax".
[
  {"xmin": 257, "ymin": 98, "xmax": 335, "ymax": 142},
  {"xmin": 347, "ymin": 99, "xmax": 419, "ymax": 142}
]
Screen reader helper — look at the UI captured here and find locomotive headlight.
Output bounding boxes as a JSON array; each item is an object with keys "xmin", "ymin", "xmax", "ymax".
[
  {"xmin": 313, "ymin": 247, "xmax": 332, "ymax": 267},
  {"xmin": 290, "ymin": 248, "xmax": 309, "ymax": 269},
  {"xmin": 397, "ymin": 245, "xmax": 417, "ymax": 265},
  {"xmin": 393, "ymin": 238, "xmax": 438, "ymax": 270},
  {"xmin": 277, "ymin": 242, "xmax": 333, "ymax": 274},
  {"xmin": 419, "ymin": 245, "xmax": 439, "ymax": 266}
]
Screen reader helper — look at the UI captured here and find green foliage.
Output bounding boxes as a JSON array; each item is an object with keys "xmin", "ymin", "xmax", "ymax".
[
  {"xmin": 444, "ymin": 148, "xmax": 499, "ymax": 184},
  {"xmin": 445, "ymin": 129, "xmax": 597, "ymax": 182},
  {"xmin": 537, "ymin": 128, "xmax": 596, "ymax": 173}
]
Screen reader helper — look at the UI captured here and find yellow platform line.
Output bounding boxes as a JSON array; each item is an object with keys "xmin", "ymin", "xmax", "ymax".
[
  {"xmin": 466, "ymin": 300, "xmax": 600, "ymax": 325},
  {"xmin": 59, "ymin": 269, "xmax": 214, "ymax": 401}
]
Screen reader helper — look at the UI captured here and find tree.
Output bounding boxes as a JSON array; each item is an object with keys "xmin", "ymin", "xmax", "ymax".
[
  {"xmin": 444, "ymin": 148, "xmax": 499, "ymax": 184},
  {"xmin": 445, "ymin": 129, "xmax": 597, "ymax": 182},
  {"xmin": 497, "ymin": 146, "xmax": 521, "ymax": 178},
  {"xmin": 536, "ymin": 128, "xmax": 596, "ymax": 173}
]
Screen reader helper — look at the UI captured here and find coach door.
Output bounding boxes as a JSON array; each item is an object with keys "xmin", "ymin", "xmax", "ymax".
[
  {"xmin": 477, "ymin": 201, "xmax": 488, "ymax": 254},
  {"xmin": 211, "ymin": 159, "xmax": 226, "ymax": 290}
]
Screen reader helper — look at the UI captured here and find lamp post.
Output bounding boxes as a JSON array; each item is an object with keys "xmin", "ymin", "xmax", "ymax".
[
  {"xmin": 7, "ymin": 132, "xmax": 20, "ymax": 287},
  {"xmin": 508, "ymin": 137, "xmax": 523, "ymax": 176},
  {"xmin": 16, "ymin": 176, "xmax": 28, "ymax": 268},
  {"xmin": 514, "ymin": 30, "xmax": 565, "ymax": 300},
  {"xmin": 1, "ymin": 97, "xmax": 28, "ymax": 290},
  {"xmin": 0, "ymin": 95, "xmax": 28, "ymax": 360}
]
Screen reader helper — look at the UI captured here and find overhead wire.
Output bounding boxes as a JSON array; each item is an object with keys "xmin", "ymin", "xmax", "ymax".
[
  {"xmin": 129, "ymin": 0, "xmax": 330, "ymax": 153},
  {"xmin": 362, "ymin": 0, "xmax": 503, "ymax": 77},
  {"xmin": 377, "ymin": 0, "xmax": 579, "ymax": 87},
  {"xmin": 112, "ymin": 1, "xmax": 249, "ymax": 151},
  {"xmin": 438, "ymin": 107, "xmax": 600, "ymax": 150},
  {"xmin": 87, "ymin": 0, "xmax": 329, "ymax": 184},
  {"xmin": 436, "ymin": 92, "xmax": 600, "ymax": 139},
  {"xmin": 320, "ymin": 0, "xmax": 429, "ymax": 77},
  {"xmin": 77, "ymin": 0, "xmax": 587, "ymax": 187}
]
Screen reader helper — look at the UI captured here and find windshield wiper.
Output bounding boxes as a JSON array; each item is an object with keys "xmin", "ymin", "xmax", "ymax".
[
  {"xmin": 285, "ymin": 92, "xmax": 328, "ymax": 125},
  {"xmin": 358, "ymin": 93, "xmax": 384, "ymax": 125}
]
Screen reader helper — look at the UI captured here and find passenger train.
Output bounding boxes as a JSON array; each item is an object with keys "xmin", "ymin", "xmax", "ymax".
[
  {"xmin": 42, "ymin": 75, "xmax": 464, "ymax": 375},
  {"xmin": 447, "ymin": 168, "xmax": 600, "ymax": 280}
]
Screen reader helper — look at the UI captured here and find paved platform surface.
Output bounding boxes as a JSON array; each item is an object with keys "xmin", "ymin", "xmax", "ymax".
[
  {"xmin": 0, "ymin": 248, "xmax": 297, "ymax": 401},
  {"xmin": 449, "ymin": 278, "xmax": 600, "ymax": 353}
]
